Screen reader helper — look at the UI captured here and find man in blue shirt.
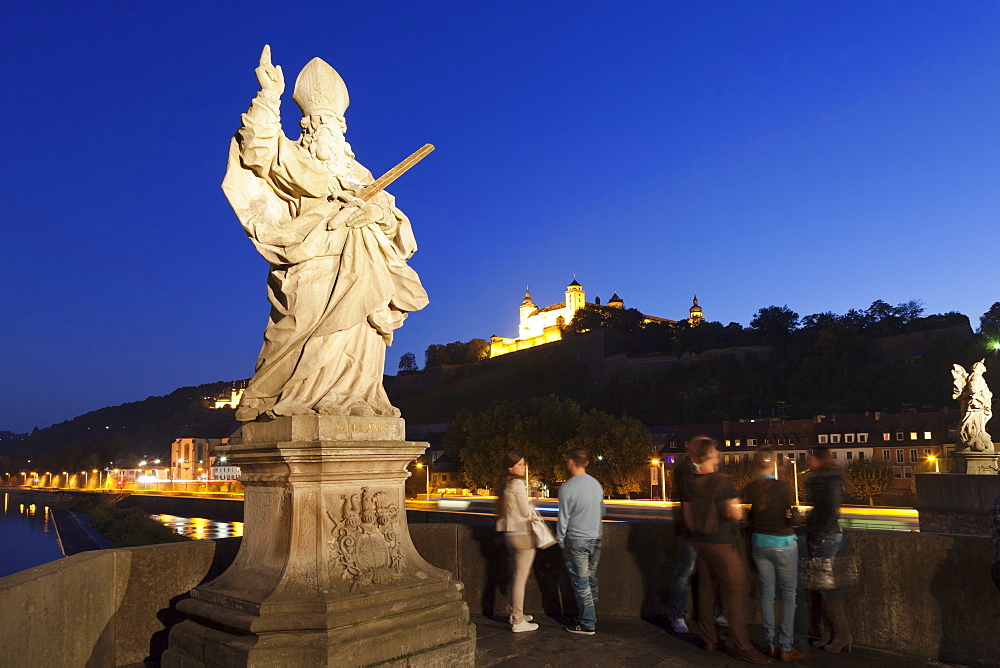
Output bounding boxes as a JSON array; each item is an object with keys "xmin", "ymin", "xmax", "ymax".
[{"xmin": 556, "ymin": 447, "xmax": 605, "ymax": 635}]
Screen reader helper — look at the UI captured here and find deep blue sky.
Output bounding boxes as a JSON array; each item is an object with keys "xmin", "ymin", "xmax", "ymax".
[{"xmin": 2, "ymin": 2, "xmax": 998, "ymax": 433}]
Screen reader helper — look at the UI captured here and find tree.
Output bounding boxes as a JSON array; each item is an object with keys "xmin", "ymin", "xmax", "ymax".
[
  {"xmin": 568, "ymin": 410, "xmax": 654, "ymax": 498},
  {"xmin": 750, "ymin": 305, "xmax": 799, "ymax": 341},
  {"xmin": 723, "ymin": 457, "xmax": 757, "ymax": 491},
  {"xmin": 845, "ymin": 458, "xmax": 893, "ymax": 506},
  {"xmin": 450, "ymin": 396, "xmax": 581, "ymax": 491},
  {"xmin": 398, "ymin": 352, "xmax": 418, "ymax": 372},
  {"xmin": 980, "ymin": 302, "xmax": 1000, "ymax": 342}
]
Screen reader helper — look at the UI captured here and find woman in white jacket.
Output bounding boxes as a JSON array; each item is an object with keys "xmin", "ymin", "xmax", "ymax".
[{"xmin": 495, "ymin": 451, "xmax": 539, "ymax": 632}]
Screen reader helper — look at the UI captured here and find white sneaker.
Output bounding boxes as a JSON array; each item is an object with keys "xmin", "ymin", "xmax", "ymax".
[
  {"xmin": 671, "ymin": 618, "xmax": 689, "ymax": 633},
  {"xmin": 509, "ymin": 614, "xmax": 533, "ymax": 624},
  {"xmin": 715, "ymin": 614, "xmax": 729, "ymax": 627},
  {"xmin": 512, "ymin": 620, "xmax": 539, "ymax": 633}
]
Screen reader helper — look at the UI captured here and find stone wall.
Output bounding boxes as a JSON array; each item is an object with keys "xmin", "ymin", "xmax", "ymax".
[
  {"xmin": 915, "ymin": 472, "xmax": 1000, "ymax": 536},
  {"xmin": 407, "ymin": 522, "xmax": 997, "ymax": 667},
  {"xmin": 1, "ymin": 523, "xmax": 995, "ymax": 666},
  {"xmin": 0, "ymin": 538, "xmax": 239, "ymax": 668}
]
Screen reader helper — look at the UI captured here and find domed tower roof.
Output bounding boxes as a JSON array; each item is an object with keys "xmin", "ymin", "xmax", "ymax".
[
  {"xmin": 522, "ymin": 287, "xmax": 536, "ymax": 308},
  {"xmin": 690, "ymin": 291, "xmax": 702, "ymax": 313},
  {"xmin": 609, "ymin": 292, "xmax": 623, "ymax": 304},
  {"xmin": 568, "ymin": 278, "xmax": 582, "ymax": 289}
]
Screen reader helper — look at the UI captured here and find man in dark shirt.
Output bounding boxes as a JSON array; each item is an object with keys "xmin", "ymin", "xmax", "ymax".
[
  {"xmin": 991, "ymin": 491, "xmax": 1000, "ymax": 591},
  {"xmin": 667, "ymin": 446, "xmax": 698, "ymax": 632},
  {"xmin": 668, "ymin": 440, "xmax": 727, "ymax": 633}
]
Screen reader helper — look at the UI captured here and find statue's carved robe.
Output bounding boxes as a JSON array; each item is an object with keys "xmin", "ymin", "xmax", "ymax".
[{"xmin": 223, "ymin": 93, "xmax": 428, "ymax": 421}]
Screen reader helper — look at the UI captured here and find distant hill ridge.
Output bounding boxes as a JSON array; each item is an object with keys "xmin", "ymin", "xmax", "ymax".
[{"xmin": 2, "ymin": 381, "xmax": 242, "ymax": 458}]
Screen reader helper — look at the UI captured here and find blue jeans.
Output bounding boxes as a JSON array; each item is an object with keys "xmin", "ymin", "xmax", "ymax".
[
  {"xmin": 752, "ymin": 541, "xmax": 799, "ymax": 652},
  {"xmin": 668, "ymin": 535, "xmax": 697, "ymax": 620},
  {"xmin": 809, "ymin": 532, "xmax": 843, "ymax": 602},
  {"xmin": 669, "ymin": 534, "xmax": 723, "ymax": 621},
  {"xmin": 563, "ymin": 537, "xmax": 601, "ymax": 630}
]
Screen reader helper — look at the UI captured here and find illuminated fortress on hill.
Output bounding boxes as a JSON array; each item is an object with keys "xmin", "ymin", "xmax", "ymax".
[{"xmin": 489, "ymin": 278, "xmax": 705, "ymax": 357}]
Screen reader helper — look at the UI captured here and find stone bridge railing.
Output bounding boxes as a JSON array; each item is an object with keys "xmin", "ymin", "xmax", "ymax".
[{"xmin": 0, "ymin": 522, "xmax": 995, "ymax": 667}]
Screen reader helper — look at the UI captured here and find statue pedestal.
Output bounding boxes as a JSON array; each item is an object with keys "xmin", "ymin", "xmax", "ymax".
[
  {"xmin": 952, "ymin": 450, "xmax": 999, "ymax": 475},
  {"xmin": 162, "ymin": 415, "xmax": 475, "ymax": 667}
]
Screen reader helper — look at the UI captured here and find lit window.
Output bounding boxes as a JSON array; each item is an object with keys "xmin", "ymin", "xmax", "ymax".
[
  {"xmin": 883, "ymin": 450, "xmax": 891, "ymax": 461},
  {"xmin": 818, "ymin": 435, "xmax": 829, "ymax": 444},
  {"xmin": 748, "ymin": 438, "xmax": 757, "ymax": 447},
  {"xmin": 923, "ymin": 431, "xmax": 932, "ymax": 440},
  {"xmin": 725, "ymin": 455, "xmax": 731, "ymax": 463},
  {"xmin": 896, "ymin": 449, "xmax": 904, "ymax": 463},
  {"xmin": 858, "ymin": 433, "xmax": 869, "ymax": 443},
  {"xmin": 882, "ymin": 432, "xmax": 891, "ymax": 441},
  {"xmin": 845, "ymin": 433, "xmax": 855, "ymax": 444},
  {"xmin": 830, "ymin": 434, "xmax": 841, "ymax": 444},
  {"xmin": 909, "ymin": 432, "xmax": 918, "ymax": 441},
  {"xmin": 725, "ymin": 440, "xmax": 731, "ymax": 447},
  {"xmin": 909, "ymin": 449, "xmax": 917, "ymax": 463}
]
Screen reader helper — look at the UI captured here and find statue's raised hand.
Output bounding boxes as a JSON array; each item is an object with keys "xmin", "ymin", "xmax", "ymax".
[{"xmin": 255, "ymin": 45, "xmax": 284, "ymax": 99}]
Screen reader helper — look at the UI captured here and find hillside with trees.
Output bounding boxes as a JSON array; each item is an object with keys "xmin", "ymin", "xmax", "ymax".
[
  {"xmin": 1, "ymin": 381, "xmax": 240, "ymax": 471},
  {"xmin": 392, "ymin": 300, "xmax": 992, "ymax": 428}
]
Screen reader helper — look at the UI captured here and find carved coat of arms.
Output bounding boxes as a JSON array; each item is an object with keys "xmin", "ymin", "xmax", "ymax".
[{"xmin": 327, "ymin": 487, "xmax": 403, "ymax": 591}]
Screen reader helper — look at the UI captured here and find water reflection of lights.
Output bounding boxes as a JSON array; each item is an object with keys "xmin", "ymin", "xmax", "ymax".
[{"xmin": 150, "ymin": 514, "xmax": 244, "ymax": 540}]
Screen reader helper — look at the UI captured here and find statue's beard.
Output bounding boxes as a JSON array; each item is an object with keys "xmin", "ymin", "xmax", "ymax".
[{"xmin": 304, "ymin": 129, "xmax": 353, "ymax": 169}]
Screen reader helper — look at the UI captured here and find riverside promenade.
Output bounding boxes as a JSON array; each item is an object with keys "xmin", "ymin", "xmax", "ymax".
[{"xmin": 472, "ymin": 615, "xmax": 947, "ymax": 667}]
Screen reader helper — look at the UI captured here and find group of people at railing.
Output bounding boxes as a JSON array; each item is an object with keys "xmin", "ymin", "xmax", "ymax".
[{"xmin": 493, "ymin": 439, "xmax": 860, "ymax": 664}]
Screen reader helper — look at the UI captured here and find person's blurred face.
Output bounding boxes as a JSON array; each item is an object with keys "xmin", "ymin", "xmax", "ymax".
[{"xmin": 508, "ymin": 458, "xmax": 526, "ymax": 478}]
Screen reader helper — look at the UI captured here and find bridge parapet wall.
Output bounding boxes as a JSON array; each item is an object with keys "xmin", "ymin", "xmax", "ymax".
[{"xmin": 0, "ymin": 524, "xmax": 993, "ymax": 667}]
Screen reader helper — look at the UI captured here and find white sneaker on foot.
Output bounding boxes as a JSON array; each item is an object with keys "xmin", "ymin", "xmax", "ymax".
[
  {"xmin": 509, "ymin": 614, "xmax": 533, "ymax": 624},
  {"xmin": 671, "ymin": 618, "xmax": 690, "ymax": 633},
  {"xmin": 715, "ymin": 614, "xmax": 729, "ymax": 627},
  {"xmin": 512, "ymin": 620, "xmax": 539, "ymax": 633}
]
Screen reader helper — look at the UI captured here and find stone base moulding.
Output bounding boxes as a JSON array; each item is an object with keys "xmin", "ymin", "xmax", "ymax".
[
  {"xmin": 952, "ymin": 450, "xmax": 999, "ymax": 475},
  {"xmin": 161, "ymin": 414, "xmax": 475, "ymax": 667}
]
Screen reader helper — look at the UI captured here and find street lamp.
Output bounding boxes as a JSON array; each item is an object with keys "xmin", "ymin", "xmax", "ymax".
[
  {"xmin": 927, "ymin": 455, "xmax": 939, "ymax": 473},
  {"xmin": 650, "ymin": 459, "xmax": 667, "ymax": 503},
  {"xmin": 790, "ymin": 457, "xmax": 800, "ymax": 506},
  {"xmin": 414, "ymin": 462, "xmax": 429, "ymax": 498}
]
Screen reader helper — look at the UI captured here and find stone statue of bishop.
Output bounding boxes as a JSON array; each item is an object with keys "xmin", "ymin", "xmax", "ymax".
[{"xmin": 223, "ymin": 46, "xmax": 428, "ymax": 422}]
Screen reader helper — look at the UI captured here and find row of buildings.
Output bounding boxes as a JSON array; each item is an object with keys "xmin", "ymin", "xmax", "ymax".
[
  {"xmin": 410, "ymin": 408, "xmax": 963, "ymax": 493},
  {"xmin": 653, "ymin": 409, "xmax": 958, "ymax": 487}
]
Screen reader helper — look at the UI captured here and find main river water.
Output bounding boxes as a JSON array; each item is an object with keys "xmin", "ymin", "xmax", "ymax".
[{"xmin": 0, "ymin": 492, "xmax": 65, "ymax": 578}]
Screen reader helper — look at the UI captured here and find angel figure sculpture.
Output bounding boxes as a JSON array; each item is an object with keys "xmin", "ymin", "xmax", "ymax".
[{"xmin": 952, "ymin": 360, "xmax": 995, "ymax": 453}]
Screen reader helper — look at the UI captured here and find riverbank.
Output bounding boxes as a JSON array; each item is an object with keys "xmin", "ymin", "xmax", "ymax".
[{"xmin": 50, "ymin": 509, "xmax": 112, "ymax": 556}]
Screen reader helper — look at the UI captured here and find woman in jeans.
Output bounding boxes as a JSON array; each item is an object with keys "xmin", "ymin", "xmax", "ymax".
[
  {"xmin": 494, "ymin": 451, "xmax": 538, "ymax": 632},
  {"xmin": 805, "ymin": 445, "xmax": 851, "ymax": 653},
  {"xmin": 742, "ymin": 450, "xmax": 806, "ymax": 662},
  {"xmin": 684, "ymin": 437, "xmax": 771, "ymax": 664}
]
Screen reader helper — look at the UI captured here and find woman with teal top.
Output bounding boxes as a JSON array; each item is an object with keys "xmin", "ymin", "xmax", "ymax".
[{"xmin": 741, "ymin": 450, "xmax": 806, "ymax": 662}]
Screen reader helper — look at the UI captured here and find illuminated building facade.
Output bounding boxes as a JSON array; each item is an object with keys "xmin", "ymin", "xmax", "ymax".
[
  {"xmin": 490, "ymin": 279, "xmax": 703, "ymax": 357},
  {"xmin": 171, "ymin": 438, "xmax": 226, "ymax": 480}
]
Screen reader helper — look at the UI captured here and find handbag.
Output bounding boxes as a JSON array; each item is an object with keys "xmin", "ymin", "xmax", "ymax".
[
  {"xmin": 530, "ymin": 511, "xmax": 556, "ymax": 549},
  {"xmin": 804, "ymin": 557, "xmax": 836, "ymax": 590}
]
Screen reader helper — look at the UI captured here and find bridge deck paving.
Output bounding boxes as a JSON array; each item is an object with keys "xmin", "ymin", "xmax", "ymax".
[{"xmin": 472, "ymin": 615, "xmax": 954, "ymax": 667}]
